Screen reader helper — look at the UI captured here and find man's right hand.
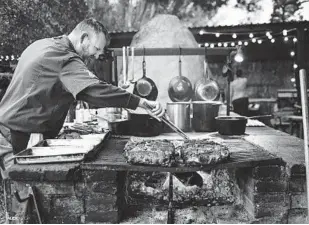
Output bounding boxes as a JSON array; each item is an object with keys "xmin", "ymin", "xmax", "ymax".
[{"xmin": 138, "ymin": 98, "xmax": 165, "ymax": 119}]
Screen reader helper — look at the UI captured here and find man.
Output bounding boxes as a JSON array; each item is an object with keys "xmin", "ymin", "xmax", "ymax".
[
  {"xmin": 230, "ymin": 69, "xmax": 249, "ymax": 116},
  {"xmin": 0, "ymin": 18, "xmax": 164, "ymax": 155}
]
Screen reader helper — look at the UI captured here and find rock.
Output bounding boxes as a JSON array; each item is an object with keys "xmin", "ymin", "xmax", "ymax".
[{"xmin": 123, "ymin": 14, "xmax": 206, "ymax": 107}]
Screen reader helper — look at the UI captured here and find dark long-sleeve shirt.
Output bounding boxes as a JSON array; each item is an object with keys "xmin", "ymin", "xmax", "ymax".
[{"xmin": 0, "ymin": 35, "xmax": 140, "ymax": 138}]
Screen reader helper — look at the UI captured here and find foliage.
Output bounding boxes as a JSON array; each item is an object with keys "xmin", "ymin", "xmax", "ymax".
[{"xmin": 0, "ymin": 0, "xmax": 88, "ymax": 55}]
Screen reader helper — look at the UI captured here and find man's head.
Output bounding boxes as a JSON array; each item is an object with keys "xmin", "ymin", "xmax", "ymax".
[
  {"xmin": 69, "ymin": 18, "xmax": 110, "ymax": 60},
  {"xmin": 236, "ymin": 69, "xmax": 243, "ymax": 78}
]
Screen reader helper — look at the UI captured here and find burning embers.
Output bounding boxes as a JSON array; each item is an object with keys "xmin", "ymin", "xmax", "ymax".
[{"xmin": 125, "ymin": 169, "xmax": 235, "ymax": 206}]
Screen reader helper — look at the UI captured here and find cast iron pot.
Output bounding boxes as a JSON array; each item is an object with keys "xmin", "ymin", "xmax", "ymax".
[
  {"xmin": 128, "ymin": 112, "xmax": 163, "ymax": 136},
  {"xmin": 108, "ymin": 120, "xmax": 131, "ymax": 135},
  {"xmin": 215, "ymin": 116, "xmax": 247, "ymax": 135}
]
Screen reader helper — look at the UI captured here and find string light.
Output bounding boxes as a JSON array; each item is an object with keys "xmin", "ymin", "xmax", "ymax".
[
  {"xmin": 231, "ymin": 42, "xmax": 235, "ymax": 46},
  {"xmin": 238, "ymin": 41, "xmax": 242, "ymax": 45},
  {"xmin": 293, "ymin": 63, "xmax": 298, "ymax": 69},
  {"xmin": 232, "ymin": 33, "xmax": 237, "ymax": 39},
  {"xmin": 210, "ymin": 43, "xmax": 215, "ymax": 48},
  {"xmin": 293, "ymin": 37, "xmax": 297, "ymax": 42},
  {"xmin": 266, "ymin": 31, "xmax": 271, "ymax": 37},
  {"xmin": 257, "ymin": 40, "xmax": 263, "ymax": 44},
  {"xmin": 244, "ymin": 41, "xmax": 248, "ymax": 46},
  {"xmin": 284, "ymin": 37, "xmax": 289, "ymax": 42},
  {"xmin": 291, "ymin": 77, "xmax": 295, "ymax": 82},
  {"xmin": 205, "ymin": 43, "xmax": 209, "ymax": 47},
  {"xmin": 218, "ymin": 43, "xmax": 222, "ymax": 47},
  {"xmin": 215, "ymin": 33, "xmax": 220, "ymax": 37},
  {"xmin": 249, "ymin": 33, "xmax": 254, "ymax": 38},
  {"xmin": 252, "ymin": 38, "xmax": 257, "ymax": 43},
  {"xmin": 283, "ymin": 29, "xmax": 288, "ymax": 36},
  {"xmin": 223, "ymin": 43, "xmax": 228, "ymax": 47},
  {"xmin": 271, "ymin": 39, "xmax": 275, "ymax": 43},
  {"xmin": 290, "ymin": 51, "xmax": 295, "ymax": 57}
]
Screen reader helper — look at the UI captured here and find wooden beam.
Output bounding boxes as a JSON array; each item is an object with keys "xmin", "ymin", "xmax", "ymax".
[{"xmin": 110, "ymin": 47, "xmax": 236, "ymax": 57}]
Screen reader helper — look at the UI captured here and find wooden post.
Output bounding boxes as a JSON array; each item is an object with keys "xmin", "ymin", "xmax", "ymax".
[
  {"xmin": 299, "ymin": 69, "xmax": 309, "ymax": 221},
  {"xmin": 296, "ymin": 28, "xmax": 306, "ymax": 104}
]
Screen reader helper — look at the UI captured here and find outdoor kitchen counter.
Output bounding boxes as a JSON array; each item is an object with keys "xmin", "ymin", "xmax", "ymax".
[
  {"xmin": 6, "ymin": 126, "xmax": 305, "ymax": 181},
  {"xmin": 81, "ymin": 125, "xmax": 304, "ymax": 173}
]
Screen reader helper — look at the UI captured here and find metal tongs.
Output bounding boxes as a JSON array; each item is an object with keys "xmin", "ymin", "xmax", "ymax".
[{"xmin": 144, "ymin": 102, "xmax": 190, "ymax": 140}]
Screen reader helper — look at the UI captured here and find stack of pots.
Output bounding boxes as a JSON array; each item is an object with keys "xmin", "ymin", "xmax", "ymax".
[{"xmin": 165, "ymin": 101, "xmax": 222, "ymax": 132}]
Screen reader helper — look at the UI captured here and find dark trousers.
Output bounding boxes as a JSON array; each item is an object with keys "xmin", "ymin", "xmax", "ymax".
[
  {"xmin": 232, "ymin": 97, "xmax": 249, "ymax": 116},
  {"xmin": 10, "ymin": 130, "xmax": 30, "ymax": 155}
]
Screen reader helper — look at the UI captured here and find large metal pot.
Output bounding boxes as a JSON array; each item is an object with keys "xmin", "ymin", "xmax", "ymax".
[
  {"xmin": 166, "ymin": 102, "xmax": 191, "ymax": 132},
  {"xmin": 192, "ymin": 101, "xmax": 221, "ymax": 132}
]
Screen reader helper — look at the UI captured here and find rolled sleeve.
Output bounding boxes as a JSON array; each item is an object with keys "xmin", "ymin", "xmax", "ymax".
[{"xmin": 60, "ymin": 57, "xmax": 100, "ymax": 98}]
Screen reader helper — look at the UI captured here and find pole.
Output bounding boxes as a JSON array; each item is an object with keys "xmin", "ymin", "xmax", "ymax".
[{"xmin": 299, "ymin": 69, "xmax": 309, "ymax": 221}]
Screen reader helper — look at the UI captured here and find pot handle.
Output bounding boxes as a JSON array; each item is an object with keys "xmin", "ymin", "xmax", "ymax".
[
  {"xmin": 178, "ymin": 47, "xmax": 182, "ymax": 77},
  {"xmin": 129, "ymin": 47, "xmax": 136, "ymax": 83},
  {"xmin": 204, "ymin": 47, "xmax": 209, "ymax": 80}
]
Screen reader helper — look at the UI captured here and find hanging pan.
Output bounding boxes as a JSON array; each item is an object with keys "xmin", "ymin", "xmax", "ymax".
[
  {"xmin": 168, "ymin": 47, "xmax": 193, "ymax": 102},
  {"xmin": 133, "ymin": 48, "xmax": 158, "ymax": 101},
  {"xmin": 194, "ymin": 47, "xmax": 220, "ymax": 101}
]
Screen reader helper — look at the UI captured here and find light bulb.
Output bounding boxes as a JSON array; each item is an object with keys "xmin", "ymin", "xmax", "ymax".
[
  {"xmin": 234, "ymin": 47, "xmax": 244, "ymax": 63},
  {"xmin": 249, "ymin": 33, "xmax": 254, "ymax": 38},
  {"xmin": 223, "ymin": 43, "xmax": 228, "ymax": 47},
  {"xmin": 257, "ymin": 40, "xmax": 262, "ymax": 44},
  {"xmin": 271, "ymin": 39, "xmax": 275, "ymax": 43},
  {"xmin": 290, "ymin": 51, "xmax": 295, "ymax": 57},
  {"xmin": 252, "ymin": 38, "xmax": 256, "ymax": 43},
  {"xmin": 215, "ymin": 33, "xmax": 220, "ymax": 37},
  {"xmin": 238, "ymin": 41, "xmax": 242, "ymax": 45},
  {"xmin": 205, "ymin": 43, "xmax": 209, "ymax": 47},
  {"xmin": 284, "ymin": 37, "xmax": 289, "ymax": 42},
  {"xmin": 244, "ymin": 41, "xmax": 248, "ymax": 46},
  {"xmin": 283, "ymin": 30, "xmax": 287, "ymax": 36},
  {"xmin": 231, "ymin": 42, "xmax": 235, "ymax": 46},
  {"xmin": 291, "ymin": 77, "xmax": 295, "ymax": 82},
  {"xmin": 218, "ymin": 43, "xmax": 222, "ymax": 47},
  {"xmin": 293, "ymin": 37, "xmax": 297, "ymax": 42},
  {"xmin": 199, "ymin": 29, "xmax": 205, "ymax": 35},
  {"xmin": 232, "ymin": 33, "xmax": 237, "ymax": 39},
  {"xmin": 210, "ymin": 43, "xmax": 215, "ymax": 48},
  {"xmin": 293, "ymin": 64, "xmax": 298, "ymax": 69}
]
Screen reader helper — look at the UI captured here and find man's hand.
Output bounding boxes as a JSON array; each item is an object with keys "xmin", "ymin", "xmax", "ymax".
[{"xmin": 138, "ymin": 98, "xmax": 165, "ymax": 119}]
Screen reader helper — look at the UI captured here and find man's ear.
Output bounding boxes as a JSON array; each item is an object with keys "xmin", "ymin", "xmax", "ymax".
[{"xmin": 80, "ymin": 33, "xmax": 89, "ymax": 43}]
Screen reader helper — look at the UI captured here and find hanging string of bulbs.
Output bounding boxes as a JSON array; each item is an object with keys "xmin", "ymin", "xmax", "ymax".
[
  {"xmin": 0, "ymin": 55, "xmax": 19, "ymax": 62},
  {"xmin": 197, "ymin": 28, "xmax": 302, "ymax": 86}
]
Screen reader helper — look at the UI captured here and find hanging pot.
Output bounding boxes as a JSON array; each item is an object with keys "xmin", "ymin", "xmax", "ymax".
[
  {"xmin": 194, "ymin": 47, "xmax": 220, "ymax": 101},
  {"xmin": 168, "ymin": 48, "xmax": 193, "ymax": 102},
  {"xmin": 133, "ymin": 48, "xmax": 158, "ymax": 101}
]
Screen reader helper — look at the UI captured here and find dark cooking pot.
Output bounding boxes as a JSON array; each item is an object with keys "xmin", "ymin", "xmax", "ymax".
[
  {"xmin": 215, "ymin": 116, "xmax": 247, "ymax": 135},
  {"xmin": 108, "ymin": 120, "xmax": 130, "ymax": 135},
  {"xmin": 128, "ymin": 112, "xmax": 163, "ymax": 136}
]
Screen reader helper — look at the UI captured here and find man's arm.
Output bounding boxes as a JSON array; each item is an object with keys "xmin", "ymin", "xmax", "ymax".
[{"xmin": 76, "ymin": 82, "xmax": 140, "ymax": 109}]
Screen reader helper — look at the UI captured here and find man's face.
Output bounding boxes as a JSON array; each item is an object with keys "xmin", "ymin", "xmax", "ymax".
[{"xmin": 80, "ymin": 32, "xmax": 106, "ymax": 60}]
